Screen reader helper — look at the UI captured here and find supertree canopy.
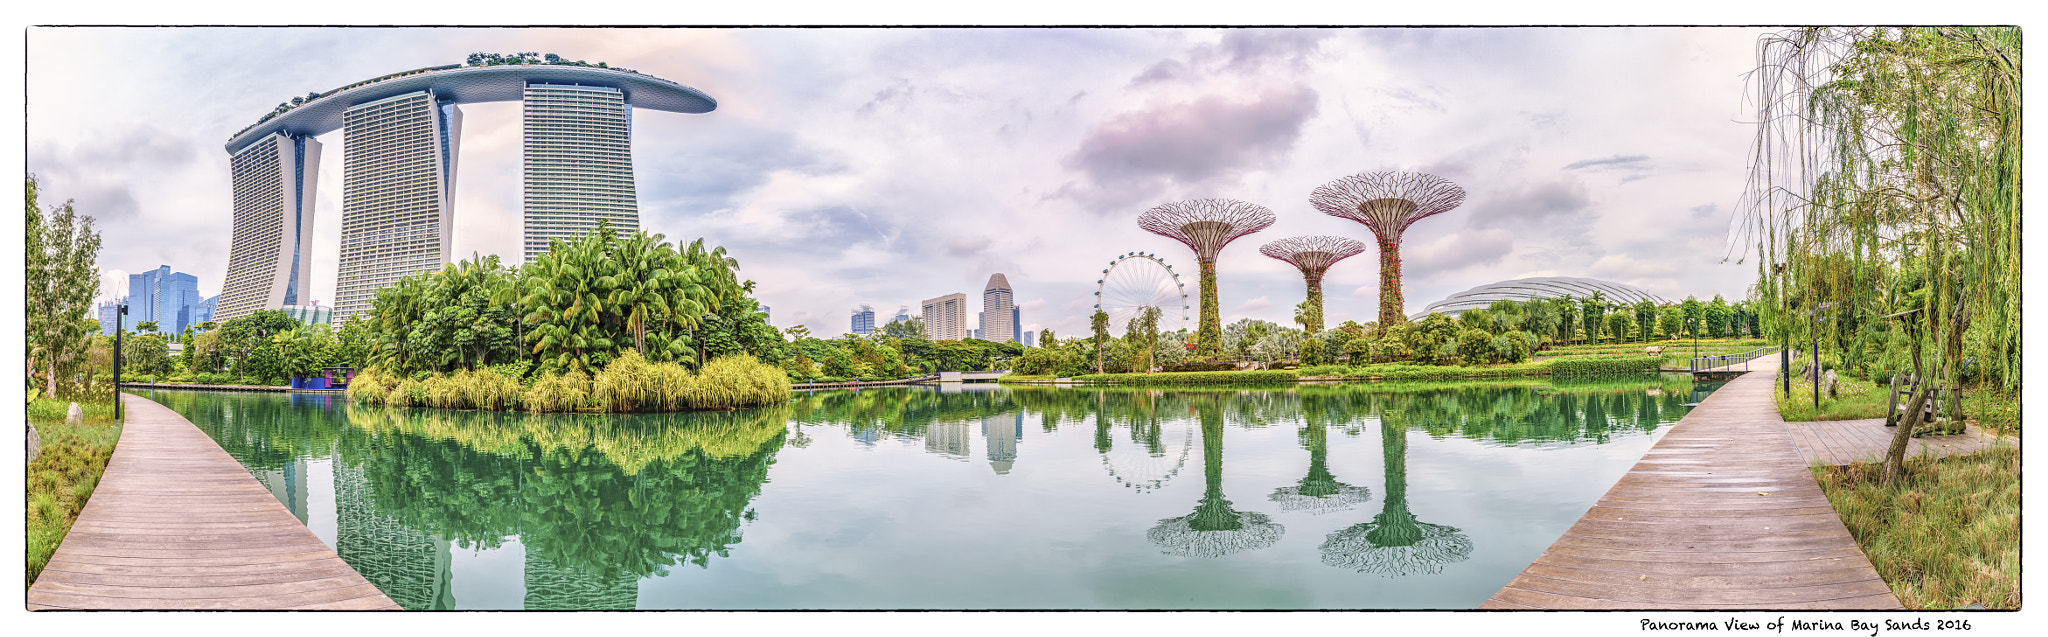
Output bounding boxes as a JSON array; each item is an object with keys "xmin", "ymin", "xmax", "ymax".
[
  {"xmin": 1138, "ymin": 199, "xmax": 1276, "ymax": 358},
  {"xmin": 1319, "ymin": 416, "xmax": 1472, "ymax": 577},
  {"xmin": 1310, "ymin": 172, "xmax": 1467, "ymax": 331},
  {"xmin": 1259, "ymin": 235, "xmax": 1369, "ymax": 334},
  {"xmin": 1147, "ymin": 398, "xmax": 1284, "ymax": 558}
]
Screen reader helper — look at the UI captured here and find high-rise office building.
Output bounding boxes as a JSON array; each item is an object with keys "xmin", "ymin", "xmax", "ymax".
[
  {"xmin": 194, "ymin": 295, "xmax": 219, "ymax": 325},
  {"xmin": 851, "ymin": 304, "xmax": 876, "ymax": 335},
  {"xmin": 98, "ymin": 299, "xmax": 124, "ymax": 336},
  {"xmin": 1023, "ymin": 330, "xmax": 1035, "ymax": 348},
  {"xmin": 982, "ymin": 273, "xmax": 1015, "ymax": 343},
  {"xmin": 335, "ymin": 91, "xmax": 462, "ymax": 321},
  {"xmin": 128, "ymin": 266, "xmax": 203, "ymax": 335},
  {"xmin": 758, "ymin": 304, "xmax": 770, "ymax": 323},
  {"xmin": 921, "ymin": 293, "xmax": 967, "ymax": 340},
  {"xmin": 522, "ymin": 83, "xmax": 637, "ymax": 262},
  {"xmin": 219, "ymin": 132, "xmax": 322, "ymax": 323},
  {"xmin": 891, "ymin": 307, "xmax": 910, "ymax": 325},
  {"xmin": 1012, "ymin": 306, "xmax": 1021, "ymax": 343}
]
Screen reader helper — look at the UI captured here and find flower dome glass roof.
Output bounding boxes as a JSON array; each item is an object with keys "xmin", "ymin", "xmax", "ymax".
[{"xmin": 1412, "ymin": 276, "xmax": 1669, "ymax": 319}]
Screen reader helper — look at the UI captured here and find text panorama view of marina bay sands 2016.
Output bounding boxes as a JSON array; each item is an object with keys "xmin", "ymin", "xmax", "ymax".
[{"xmin": 23, "ymin": 26, "xmax": 2020, "ymax": 619}]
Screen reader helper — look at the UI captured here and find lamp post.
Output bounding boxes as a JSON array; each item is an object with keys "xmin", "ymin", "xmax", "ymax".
[
  {"xmin": 113, "ymin": 303, "xmax": 127, "ymax": 420},
  {"xmin": 1688, "ymin": 317, "xmax": 1699, "ymax": 362}
]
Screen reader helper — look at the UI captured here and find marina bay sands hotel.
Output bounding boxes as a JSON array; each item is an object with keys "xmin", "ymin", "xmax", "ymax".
[{"xmin": 216, "ymin": 59, "xmax": 716, "ymax": 322}]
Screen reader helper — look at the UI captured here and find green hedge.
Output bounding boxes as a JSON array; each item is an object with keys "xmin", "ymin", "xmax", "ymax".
[
  {"xmin": 1545, "ymin": 355, "xmax": 1662, "ymax": 375},
  {"xmin": 1071, "ymin": 370, "xmax": 1299, "ymax": 385},
  {"xmin": 1162, "ymin": 361, "xmax": 1242, "ymax": 373}
]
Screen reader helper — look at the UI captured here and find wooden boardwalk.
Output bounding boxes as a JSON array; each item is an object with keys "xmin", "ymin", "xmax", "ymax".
[
  {"xmin": 1482, "ymin": 359, "xmax": 1903, "ymax": 610},
  {"xmin": 1785, "ymin": 418, "xmax": 2011, "ymax": 467},
  {"xmin": 27, "ymin": 394, "xmax": 398, "ymax": 610}
]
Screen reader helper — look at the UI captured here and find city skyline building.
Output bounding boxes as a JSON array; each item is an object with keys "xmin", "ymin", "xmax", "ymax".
[
  {"xmin": 98, "ymin": 299, "xmax": 124, "ymax": 336},
  {"xmin": 220, "ymin": 60, "xmax": 716, "ymax": 323},
  {"xmin": 129, "ymin": 265, "xmax": 204, "ymax": 335},
  {"xmin": 851, "ymin": 304, "xmax": 876, "ymax": 335},
  {"xmin": 921, "ymin": 293, "xmax": 967, "ymax": 340},
  {"xmin": 981, "ymin": 273, "xmax": 1014, "ymax": 344},
  {"xmin": 1012, "ymin": 306, "xmax": 1021, "ymax": 343},
  {"xmin": 218, "ymin": 132, "xmax": 322, "ymax": 322},
  {"xmin": 890, "ymin": 307, "xmax": 910, "ymax": 325},
  {"xmin": 522, "ymin": 83, "xmax": 638, "ymax": 262},
  {"xmin": 334, "ymin": 90, "xmax": 463, "ymax": 321},
  {"xmin": 1023, "ymin": 330, "xmax": 1035, "ymax": 348},
  {"xmin": 194, "ymin": 295, "xmax": 219, "ymax": 325}
]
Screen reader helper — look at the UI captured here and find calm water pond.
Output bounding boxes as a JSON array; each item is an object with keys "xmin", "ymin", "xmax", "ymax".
[{"xmin": 136, "ymin": 375, "xmax": 1720, "ymax": 610}]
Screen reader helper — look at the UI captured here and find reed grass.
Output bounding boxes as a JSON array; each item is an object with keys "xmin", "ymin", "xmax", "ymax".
[
  {"xmin": 1813, "ymin": 446, "xmax": 2020, "ymax": 609},
  {"xmin": 688, "ymin": 354, "xmax": 791, "ymax": 410},
  {"xmin": 353, "ymin": 354, "xmax": 789, "ymax": 413},
  {"xmin": 25, "ymin": 409, "xmax": 121, "ymax": 586}
]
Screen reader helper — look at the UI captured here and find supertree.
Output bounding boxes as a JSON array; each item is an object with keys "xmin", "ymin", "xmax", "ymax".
[
  {"xmin": 1138, "ymin": 199, "xmax": 1276, "ymax": 358},
  {"xmin": 1310, "ymin": 172, "xmax": 1467, "ymax": 331},
  {"xmin": 1259, "ymin": 235, "xmax": 1369, "ymax": 334},
  {"xmin": 1146, "ymin": 397, "xmax": 1284, "ymax": 558}
]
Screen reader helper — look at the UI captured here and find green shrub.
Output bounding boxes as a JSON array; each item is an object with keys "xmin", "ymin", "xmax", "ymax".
[
  {"xmin": 1546, "ymin": 355, "xmax": 1660, "ymax": 375},
  {"xmin": 1161, "ymin": 361, "xmax": 1240, "ymax": 373},
  {"xmin": 1072, "ymin": 370, "xmax": 1297, "ymax": 385}
]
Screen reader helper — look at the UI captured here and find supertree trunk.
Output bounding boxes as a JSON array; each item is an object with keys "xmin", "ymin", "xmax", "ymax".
[
  {"xmin": 1196, "ymin": 259, "xmax": 1222, "ymax": 358},
  {"xmin": 1375, "ymin": 231, "xmax": 1403, "ymax": 331},
  {"xmin": 1304, "ymin": 276, "xmax": 1326, "ymax": 334}
]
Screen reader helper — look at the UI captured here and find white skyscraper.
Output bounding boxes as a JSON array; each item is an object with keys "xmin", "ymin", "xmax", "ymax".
[
  {"xmin": 982, "ymin": 273, "xmax": 1015, "ymax": 343},
  {"xmin": 334, "ymin": 90, "xmax": 461, "ymax": 321},
  {"xmin": 219, "ymin": 132, "xmax": 321, "ymax": 322},
  {"xmin": 523, "ymin": 83, "xmax": 637, "ymax": 261},
  {"xmin": 922, "ymin": 293, "xmax": 967, "ymax": 340}
]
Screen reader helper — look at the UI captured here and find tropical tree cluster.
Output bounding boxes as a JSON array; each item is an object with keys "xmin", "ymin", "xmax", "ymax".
[
  {"xmin": 1741, "ymin": 27, "xmax": 2020, "ymax": 483},
  {"xmin": 350, "ymin": 223, "xmax": 786, "ymax": 411}
]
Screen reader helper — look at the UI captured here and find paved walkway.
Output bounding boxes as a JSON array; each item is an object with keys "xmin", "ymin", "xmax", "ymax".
[
  {"xmin": 1784, "ymin": 417, "xmax": 2011, "ymax": 467},
  {"xmin": 1482, "ymin": 359, "xmax": 1902, "ymax": 609},
  {"xmin": 27, "ymin": 394, "xmax": 398, "ymax": 610}
]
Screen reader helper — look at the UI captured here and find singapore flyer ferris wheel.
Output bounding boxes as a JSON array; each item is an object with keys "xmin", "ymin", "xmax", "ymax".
[{"xmin": 1094, "ymin": 252, "xmax": 1190, "ymax": 334}]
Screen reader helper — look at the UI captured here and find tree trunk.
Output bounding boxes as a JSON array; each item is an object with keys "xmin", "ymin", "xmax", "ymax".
[
  {"xmin": 1883, "ymin": 384, "xmax": 1930, "ymax": 488},
  {"xmin": 45, "ymin": 359, "xmax": 57, "ymax": 399}
]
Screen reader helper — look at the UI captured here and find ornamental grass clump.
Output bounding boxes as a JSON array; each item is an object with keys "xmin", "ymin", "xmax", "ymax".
[
  {"xmin": 593, "ymin": 350, "xmax": 656, "ymax": 412},
  {"xmin": 688, "ymin": 354, "xmax": 790, "ymax": 410},
  {"xmin": 524, "ymin": 369, "xmax": 593, "ymax": 413},
  {"xmin": 1813, "ymin": 446, "xmax": 2019, "ymax": 609}
]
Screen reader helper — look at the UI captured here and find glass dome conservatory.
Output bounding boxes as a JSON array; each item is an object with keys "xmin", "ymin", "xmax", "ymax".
[{"xmin": 1412, "ymin": 276, "xmax": 1668, "ymax": 318}]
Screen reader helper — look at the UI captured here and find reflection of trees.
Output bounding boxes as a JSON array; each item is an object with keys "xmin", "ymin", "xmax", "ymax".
[
  {"xmin": 1319, "ymin": 414, "xmax": 1471, "ymax": 577},
  {"xmin": 332, "ymin": 403, "xmax": 789, "ymax": 606},
  {"xmin": 1299, "ymin": 375, "xmax": 1695, "ymax": 447},
  {"xmin": 148, "ymin": 388, "xmax": 345, "ymax": 472},
  {"xmin": 1269, "ymin": 395, "xmax": 1369, "ymax": 514},
  {"xmin": 1147, "ymin": 398, "xmax": 1283, "ymax": 558}
]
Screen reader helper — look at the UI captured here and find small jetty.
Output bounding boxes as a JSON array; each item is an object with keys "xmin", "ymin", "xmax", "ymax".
[
  {"xmin": 27, "ymin": 394, "xmax": 398, "ymax": 610},
  {"xmin": 1483, "ymin": 358, "xmax": 1903, "ymax": 609}
]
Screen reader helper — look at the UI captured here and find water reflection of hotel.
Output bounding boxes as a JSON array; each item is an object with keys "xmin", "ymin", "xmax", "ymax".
[
  {"xmin": 925, "ymin": 421, "xmax": 972, "ymax": 458},
  {"xmin": 334, "ymin": 463, "xmax": 455, "ymax": 610}
]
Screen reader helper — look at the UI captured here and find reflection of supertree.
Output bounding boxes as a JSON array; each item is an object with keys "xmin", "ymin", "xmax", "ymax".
[
  {"xmin": 1259, "ymin": 236, "xmax": 1369, "ymax": 334},
  {"xmin": 1138, "ymin": 199, "xmax": 1276, "ymax": 357},
  {"xmin": 1269, "ymin": 416, "xmax": 1370, "ymax": 515},
  {"xmin": 1310, "ymin": 172, "xmax": 1467, "ymax": 329},
  {"xmin": 1147, "ymin": 399, "xmax": 1283, "ymax": 557},
  {"xmin": 1320, "ymin": 417, "xmax": 1471, "ymax": 577}
]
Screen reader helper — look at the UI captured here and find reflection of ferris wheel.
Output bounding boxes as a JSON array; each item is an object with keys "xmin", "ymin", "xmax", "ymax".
[
  {"xmin": 1094, "ymin": 252, "xmax": 1190, "ymax": 333},
  {"xmin": 1101, "ymin": 419, "xmax": 1194, "ymax": 492}
]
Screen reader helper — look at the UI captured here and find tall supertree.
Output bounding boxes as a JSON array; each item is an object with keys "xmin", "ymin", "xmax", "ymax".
[
  {"xmin": 1138, "ymin": 199, "xmax": 1276, "ymax": 358},
  {"xmin": 1310, "ymin": 172, "xmax": 1467, "ymax": 331},
  {"xmin": 1259, "ymin": 235, "xmax": 1368, "ymax": 334}
]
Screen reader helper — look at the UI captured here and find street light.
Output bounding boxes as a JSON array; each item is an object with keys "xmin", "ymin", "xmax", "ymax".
[
  {"xmin": 113, "ymin": 303, "xmax": 127, "ymax": 421},
  {"xmin": 1688, "ymin": 316, "xmax": 1699, "ymax": 362}
]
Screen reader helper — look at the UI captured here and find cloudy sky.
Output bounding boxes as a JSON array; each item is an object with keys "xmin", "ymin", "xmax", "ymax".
[{"xmin": 28, "ymin": 27, "xmax": 1769, "ymax": 338}]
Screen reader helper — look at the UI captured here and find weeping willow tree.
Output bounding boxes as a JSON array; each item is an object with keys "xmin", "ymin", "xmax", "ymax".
[{"xmin": 1740, "ymin": 28, "xmax": 2019, "ymax": 486}]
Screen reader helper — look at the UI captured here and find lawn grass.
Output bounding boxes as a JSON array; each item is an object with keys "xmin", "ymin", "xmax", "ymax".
[
  {"xmin": 1812, "ymin": 446, "xmax": 2020, "ymax": 609},
  {"xmin": 26, "ymin": 398, "xmax": 122, "ymax": 587},
  {"xmin": 1773, "ymin": 369, "xmax": 1890, "ymax": 421}
]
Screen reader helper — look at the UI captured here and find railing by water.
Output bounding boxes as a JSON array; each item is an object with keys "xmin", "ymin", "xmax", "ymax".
[{"xmin": 1689, "ymin": 346, "xmax": 1781, "ymax": 374}]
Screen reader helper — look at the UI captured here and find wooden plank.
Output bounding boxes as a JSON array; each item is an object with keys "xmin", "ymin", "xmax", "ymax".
[
  {"xmin": 1484, "ymin": 358, "xmax": 1905, "ymax": 610},
  {"xmin": 26, "ymin": 394, "xmax": 400, "ymax": 611}
]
